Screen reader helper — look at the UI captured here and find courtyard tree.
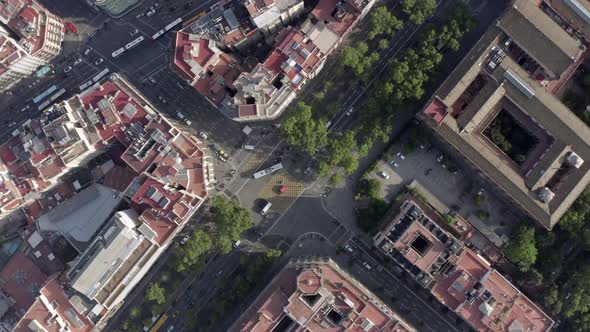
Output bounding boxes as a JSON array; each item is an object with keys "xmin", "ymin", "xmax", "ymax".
[
  {"xmin": 402, "ymin": 0, "xmax": 436, "ymax": 24},
  {"xmin": 281, "ymin": 102, "xmax": 328, "ymax": 156},
  {"xmin": 563, "ymin": 264, "xmax": 590, "ymax": 318},
  {"xmin": 378, "ymin": 38, "xmax": 390, "ymax": 50},
  {"xmin": 504, "ymin": 223, "xmax": 537, "ymax": 271},
  {"xmin": 330, "ymin": 171, "xmax": 344, "ymax": 186},
  {"xmin": 368, "ymin": 7, "xmax": 403, "ymax": 40}
]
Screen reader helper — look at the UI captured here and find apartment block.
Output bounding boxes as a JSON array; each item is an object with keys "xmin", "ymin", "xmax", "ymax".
[
  {"xmin": 419, "ymin": 0, "xmax": 590, "ymax": 229},
  {"xmin": 0, "ymin": 0, "xmax": 64, "ymax": 92},
  {"xmin": 373, "ymin": 200, "xmax": 554, "ymax": 332},
  {"xmin": 230, "ymin": 257, "xmax": 414, "ymax": 332}
]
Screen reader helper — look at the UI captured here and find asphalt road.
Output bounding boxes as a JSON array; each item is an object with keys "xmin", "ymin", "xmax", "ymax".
[{"xmin": 0, "ymin": 0, "xmax": 509, "ymax": 330}]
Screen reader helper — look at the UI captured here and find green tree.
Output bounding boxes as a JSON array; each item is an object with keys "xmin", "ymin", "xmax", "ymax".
[
  {"xmin": 368, "ymin": 7, "xmax": 403, "ymax": 39},
  {"xmin": 145, "ymin": 282, "xmax": 166, "ymax": 305},
  {"xmin": 357, "ymin": 199, "xmax": 389, "ymax": 232},
  {"xmin": 176, "ymin": 230, "xmax": 212, "ymax": 272},
  {"xmin": 317, "ymin": 161, "xmax": 330, "ymax": 177},
  {"xmin": 402, "ymin": 0, "xmax": 436, "ymax": 24},
  {"xmin": 563, "ymin": 264, "xmax": 590, "ymax": 318},
  {"xmin": 520, "ymin": 268, "xmax": 543, "ymax": 287},
  {"xmin": 366, "ymin": 179, "xmax": 381, "ymax": 200},
  {"xmin": 544, "ymin": 284, "xmax": 563, "ymax": 315},
  {"xmin": 326, "ymin": 131, "xmax": 358, "ymax": 174},
  {"xmin": 341, "ymin": 42, "xmax": 380, "ymax": 77},
  {"xmin": 210, "ymin": 195, "xmax": 253, "ymax": 247},
  {"xmin": 281, "ymin": 102, "xmax": 328, "ymax": 156},
  {"xmin": 560, "ymin": 188, "xmax": 590, "ymax": 236},
  {"xmin": 330, "ymin": 172, "xmax": 344, "ymax": 186},
  {"xmin": 504, "ymin": 224, "xmax": 537, "ymax": 271},
  {"xmin": 378, "ymin": 38, "xmax": 389, "ymax": 50},
  {"xmin": 129, "ymin": 306, "xmax": 142, "ymax": 319}
]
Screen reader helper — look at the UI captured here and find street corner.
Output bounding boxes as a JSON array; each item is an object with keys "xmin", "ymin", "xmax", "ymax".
[
  {"xmin": 240, "ymin": 151, "xmax": 268, "ymax": 176},
  {"xmin": 258, "ymin": 171, "xmax": 305, "ymax": 213}
]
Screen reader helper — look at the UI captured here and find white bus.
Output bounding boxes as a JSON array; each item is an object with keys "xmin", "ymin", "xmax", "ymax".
[
  {"xmin": 37, "ymin": 88, "xmax": 66, "ymax": 111},
  {"xmin": 252, "ymin": 163, "xmax": 283, "ymax": 179},
  {"xmin": 125, "ymin": 36, "xmax": 144, "ymax": 50},
  {"xmin": 152, "ymin": 18, "xmax": 182, "ymax": 40},
  {"xmin": 112, "ymin": 47, "xmax": 125, "ymax": 58},
  {"xmin": 92, "ymin": 68, "xmax": 110, "ymax": 83}
]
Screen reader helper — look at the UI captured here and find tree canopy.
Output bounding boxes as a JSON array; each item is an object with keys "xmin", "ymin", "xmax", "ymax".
[
  {"xmin": 326, "ymin": 131, "xmax": 359, "ymax": 174},
  {"xmin": 176, "ymin": 230, "xmax": 212, "ymax": 272},
  {"xmin": 341, "ymin": 42, "xmax": 380, "ymax": 78},
  {"xmin": 281, "ymin": 102, "xmax": 328, "ymax": 156},
  {"xmin": 504, "ymin": 224, "xmax": 537, "ymax": 271},
  {"xmin": 402, "ymin": 0, "xmax": 436, "ymax": 24},
  {"xmin": 368, "ymin": 7, "xmax": 403, "ymax": 39},
  {"xmin": 145, "ymin": 282, "xmax": 166, "ymax": 305},
  {"xmin": 210, "ymin": 195, "xmax": 253, "ymax": 254}
]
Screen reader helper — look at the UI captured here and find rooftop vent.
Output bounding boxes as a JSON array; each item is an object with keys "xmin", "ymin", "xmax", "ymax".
[
  {"xmin": 538, "ymin": 187, "xmax": 555, "ymax": 203},
  {"xmin": 566, "ymin": 151, "xmax": 584, "ymax": 168}
]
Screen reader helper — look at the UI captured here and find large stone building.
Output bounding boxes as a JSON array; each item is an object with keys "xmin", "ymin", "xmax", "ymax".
[
  {"xmin": 0, "ymin": 0, "xmax": 64, "ymax": 93},
  {"xmin": 419, "ymin": 0, "xmax": 590, "ymax": 229}
]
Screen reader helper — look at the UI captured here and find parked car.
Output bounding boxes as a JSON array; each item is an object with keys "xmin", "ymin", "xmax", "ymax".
[
  {"xmin": 84, "ymin": 48, "xmax": 92, "ymax": 56},
  {"xmin": 149, "ymin": 76, "xmax": 157, "ymax": 84},
  {"xmin": 390, "ymin": 161, "xmax": 399, "ymax": 168},
  {"xmin": 176, "ymin": 112, "xmax": 185, "ymax": 120},
  {"xmin": 345, "ymin": 107, "xmax": 354, "ymax": 116},
  {"xmin": 379, "ymin": 171, "xmax": 390, "ymax": 179},
  {"xmin": 129, "ymin": 28, "xmax": 139, "ymax": 36},
  {"xmin": 199, "ymin": 132, "xmax": 208, "ymax": 140},
  {"xmin": 180, "ymin": 235, "xmax": 189, "ymax": 244},
  {"xmin": 396, "ymin": 152, "xmax": 405, "ymax": 160},
  {"xmin": 73, "ymin": 58, "xmax": 83, "ymax": 66},
  {"xmin": 436, "ymin": 154, "xmax": 444, "ymax": 163},
  {"xmin": 94, "ymin": 58, "xmax": 104, "ymax": 65},
  {"xmin": 64, "ymin": 66, "xmax": 72, "ymax": 73},
  {"xmin": 158, "ymin": 95, "xmax": 167, "ymax": 104}
]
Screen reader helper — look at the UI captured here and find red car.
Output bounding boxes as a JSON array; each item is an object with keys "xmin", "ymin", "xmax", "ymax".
[{"xmin": 65, "ymin": 22, "xmax": 77, "ymax": 34}]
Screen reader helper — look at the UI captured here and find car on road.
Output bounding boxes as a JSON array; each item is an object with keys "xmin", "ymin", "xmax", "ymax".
[
  {"xmin": 180, "ymin": 235, "xmax": 189, "ymax": 244},
  {"xmin": 149, "ymin": 76, "xmax": 157, "ymax": 84},
  {"xmin": 129, "ymin": 28, "xmax": 139, "ymax": 36},
  {"xmin": 94, "ymin": 58, "xmax": 104, "ymax": 65},
  {"xmin": 158, "ymin": 95, "xmax": 167, "ymax": 104},
  {"xmin": 20, "ymin": 105, "xmax": 31, "ymax": 112},
  {"xmin": 8, "ymin": 121, "xmax": 16, "ymax": 127},
  {"xmin": 396, "ymin": 152, "xmax": 405, "ymax": 160},
  {"xmin": 73, "ymin": 58, "xmax": 83, "ymax": 66},
  {"xmin": 199, "ymin": 132, "xmax": 208, "ymax": 140},
  {"xmin": 345, "ymin": 107, "xmax": 354, "ymax": 116},
  {"xmin": 185, "ymin": 119, "xmax": 192, "ymax": 126},
  {"xmin": 166, "ymin": 325, "xmax": 174, "ymax": 332},
  {"xmin": 176, "ymin": 112, "xmax": 185, "ymax": 120},
  {"xmin": 216, "ymin": 270, "xmax": 224, "ymax": 277},
  {"xmin": 146, "ymin": 8, "xmax": 156, "ymax": 16},
  {"xmin": 344, "ymin": 244, "xmax": 354, "ymax": 254},
  {"xmin": 362, "ymin": 262, "xmax": 372, "ymax": 271},
  {"xmin": 169, "ymin": 6, "xmax": 177, "ymax": 11},
  {"xmin": 436, "ymin": 154, "xmax": 444, "ymax": 163},
  {"xmin": 379, "ymin": 171, "xmax": 390, "ymax": 179},
  {"xmin": 390, "ymin": 160, "xmax": 399, "ymax": 168},
  {"xmin": 64, "ymin": 66, "xmax": 72, "ymax": 73},
  {"xmin": 425, "ymin": 168, "xmax": 433, "ymax": 176},
  {"xmin": 136, "ymin": 13, "xmax": 144, "ymax": 18},
  {"xmin": 84, "ymin": 48, "xmax": 92, "ymax": 56},
  {"xmin": 233, "ymin": 240, "xmax": 241, "ymax": 248},
  {"xmin": 184, "ymin": 3, "xmax": 192, "ymax": 9}
]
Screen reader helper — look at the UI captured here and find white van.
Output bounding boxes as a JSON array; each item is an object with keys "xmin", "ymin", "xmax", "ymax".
[
  {"xmin": 243, "ymin": 144, "xmax": 255, "ymax": 150},
  {"xmin": 261, "ymin": 201, "xmax": 272, "ymax": 215}
]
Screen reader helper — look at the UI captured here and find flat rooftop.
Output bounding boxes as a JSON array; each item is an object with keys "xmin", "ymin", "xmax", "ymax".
[{"xmin": 420, "ymin": 2, "xmax": 590, "ymax": 229}]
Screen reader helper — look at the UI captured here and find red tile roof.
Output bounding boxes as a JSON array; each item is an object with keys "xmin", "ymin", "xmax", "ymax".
[
  {"xmin": 0, "ymin": 252, "xmax": 47, "ymax": 313},
  {"xmin": 423, "ymin": 97, "xmax": 448, "ymax": 124},
  {"xmin": 230, "ymin": 260, "xmax": 413, "ymax": 332},
  {"xmin": 13, "ymin": 277, "xmax": 94, "ymax": 332}
]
